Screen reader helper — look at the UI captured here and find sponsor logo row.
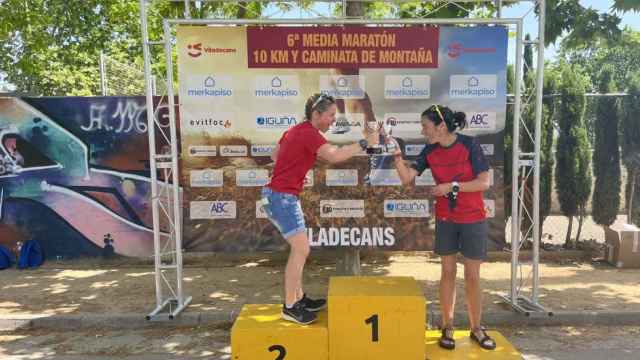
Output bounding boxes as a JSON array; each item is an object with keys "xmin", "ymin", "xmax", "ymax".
[
  {"xmin": 185, "ymin": 111, "xmax": 498, "ymax": 133},
  {"xmin": 190, "ymin": 199, "xmax": 496, "ymax": 219},
  {"xmin": 182, "ymin": 74, "xmax": 499, "ymax": 101},
  {"xmin": 190, "ymin": 168, "xmax": 495, "ymax": 188},
  {"xmin": 189, "ymin": 143, "xmax": 496, "ymax": 158}
]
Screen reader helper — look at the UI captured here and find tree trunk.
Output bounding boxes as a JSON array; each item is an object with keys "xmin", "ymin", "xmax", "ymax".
[
  {"xmin": 565, "ymin": 215, "xmax": 574, "ymax": 249},
  {"xmin": 629, "ymin": 169, "xmax": 637, "ymax": 224},
  {"xmin": 335, "ymin": 0, "xmax": 365, "ymax": 276},
  {"xmin": 576, "ymin": 205, "xmax": 585, "ymax": 244}
]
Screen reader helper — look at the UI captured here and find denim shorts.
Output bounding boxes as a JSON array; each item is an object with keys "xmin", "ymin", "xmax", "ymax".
[{"xmin": 261, "ymin": 187, "xmax": 306, "ymax": 239}]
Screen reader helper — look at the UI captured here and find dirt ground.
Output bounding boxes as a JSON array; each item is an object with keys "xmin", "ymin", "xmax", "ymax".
[{"xmin": 1, "ymin": 254, "xmax": 639, "ymax": 316}]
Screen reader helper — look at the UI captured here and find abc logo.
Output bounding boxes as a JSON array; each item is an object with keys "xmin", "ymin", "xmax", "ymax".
[
  {"xmin": 210, "ymin": 202, "xmax": 227, "ymax": 213},
  {"xmin": 470, "ymin": 113, "xmax": 490, "ymax": 126}
]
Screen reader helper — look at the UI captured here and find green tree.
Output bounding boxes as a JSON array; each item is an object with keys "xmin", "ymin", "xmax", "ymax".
[
  {"xmin": 592, "ymin": 65, "xmax": 621, "ymax": 227},
  {"xmin": 555, "ymin": 65, "xmax": 592, "ymax": 248},
  {"xmin": 620, "ymin": 73, "xmax": 640, "ymax": 225},
  {"xmin": 0, "ymin": 0, "xmax": 265, "ymax": 96}
]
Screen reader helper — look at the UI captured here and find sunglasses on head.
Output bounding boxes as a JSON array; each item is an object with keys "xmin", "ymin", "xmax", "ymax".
[
  {"xmin": 311, "ymin": 94, "xmax": 334, "ymax": 111},
  {"xmin": 430, "ymin": 105, "xmax": 444, "ymax": 122}
]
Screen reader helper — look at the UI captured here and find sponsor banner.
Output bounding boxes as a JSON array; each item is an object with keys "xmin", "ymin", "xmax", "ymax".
[
  {"xmin": 254, "ymin": 75, "xmax": 300, "ymax": 99},
  {"xmin": 190, "ymin": 169, "xmax": 223, "ymax": 187},
  {"xmin": 383, "ymin": 113, "xmax": 421, "ymax": 133},
  {"xmin": 384, "ymin": 200, "xmax": 430, "ymax": 218},
  {"xmin": 188, "ymin": 145, "xmax": 217, "ymax": 157},
  {"xmin": 484, "ymin": 199, "xmax": 495, "ymax": 218},
  {"xmin": 246, "ymin": 26, "xmax": 439, "ymax": 68},
  {"xmin": 219, "ymin": 145, "xmax": 248, "ymax": 157},
  {"xmin": 256, "ymin": 114, "xmax": 299, "ymax": 131},
  {"xmin": 326, "ymin": 169, "xmax": 358, "ymax": 186},
  {"xmin": 190, "ymin": 201, "xmax": 236, "ymax": 219},
  {"xmin": 236, "ymin": 169, "xmax": 269, "ymax": 187},
  {"xmin": 415, "ymin": 170, "xmax": 436, "ymax": 186},
  {"xmin": 256, "ymin": 200, "xmax": 267, "ymax": 219},
  {"xmin": 320, "ymin": 200, "xmax": 365, "ymax": 218},
  {"xmin": 308, "ymin": 227, "xmax": 396, "ymax": 247},
  {"xmin": 447, "ymin": 42, "xmax": 496, "ymax": 59},
  {"xmin": 183, "ymin": 75, "xmax": 233, "ymax": 99},
  {"xmin": 369, "ymin": 169, "xmax": 401, "ymax": 186},
  {"xmin": 319, "ymin": 75, "xmax": 365, "ymax": 99},
  {"xmin": 186, "ymin": 42, "xmax": 237, "ymax": 58},
  {"xmin": 405, "ymin": 144, "xmax": 426, "ymax": 156},
  {"xmin": 384, "ymin": 75, "xmax": 431, "ymax": 99},
  {"xmin": 449, "ymin": 75, "xmax": 497, "ymax": 99},
  {"xmin": 251, "ymin": 144, "xmax": 276, "ymax": 157}
]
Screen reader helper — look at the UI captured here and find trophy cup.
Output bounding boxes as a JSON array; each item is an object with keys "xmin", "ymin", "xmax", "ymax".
[{"xmin": 363, "ymin": 122, "xmax": 400, "ymax": 185}]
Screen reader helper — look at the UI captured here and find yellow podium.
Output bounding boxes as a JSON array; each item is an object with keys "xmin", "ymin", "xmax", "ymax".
[
  {"xmin": 231, "ymin": 304, "xmax": 328, "ymax": 360},
  {"xmin": 328, "ymin": 276, "xmax": 426, "ymax": 360},
  {"xmin": 425, "ymin": 330, "xmax": 522, "ymax": 359}
]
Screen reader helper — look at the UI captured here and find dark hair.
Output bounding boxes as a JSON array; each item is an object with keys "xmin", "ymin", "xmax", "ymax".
[
  {"xmin": 304, "ymin": 93, "xmax": 336, "ymax": 120},
  {"xmin": 421, "ymin": 104, "xmax": 467, "ymax": 132}
]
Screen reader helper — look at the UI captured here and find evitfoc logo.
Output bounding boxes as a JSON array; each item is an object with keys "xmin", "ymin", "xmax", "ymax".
[
  {"xmin": 319, "ymin": 75, "xmax": 365, "ymax": 99},
  {"xmin": 256, "ymin": 115, "xmax": 298, "ymax": 130},
  {"xmin": 185, "ymin": 75, "xmax": 233, "ymax": 98},
  {"xmin": 236, "ymin": 169, "xmax": 269, "ymax": 187},
  {"xmin": 254, "ymin": 76, "xmax": 300, "ymax": 99},
  {"xmin": 190, "ymin": 169, "xmax": 223, "ymax": 187},
  {"xmin": 186, "ymin": 115, "xmax": 233, "ymax": 131},
  {"xmin": 449, "ymin": 75, "xmax": 497, "ymax": 99},
  {"xmin": 190, "ymin": 201, "xmax": 236, "ymax": 219},
  {"xmin": 384, "ymin": 75, "xmax": 431, "ymax": 99},
  {"xmin": 384, "ymin": 200, "xmax": 430, "ymax": 218},
  {"xmin": 466, "ymin": 112, "xmax": 496, "ymax": 131}
]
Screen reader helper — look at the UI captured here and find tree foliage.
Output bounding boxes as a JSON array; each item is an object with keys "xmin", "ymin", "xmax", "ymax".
[
  {"xmin": 620, "ymin": 73, "xmax": 640, "ymax": 225},
  {"xmin": 591, "ymin": 65, "xmax": 621, "ymax": 226}
]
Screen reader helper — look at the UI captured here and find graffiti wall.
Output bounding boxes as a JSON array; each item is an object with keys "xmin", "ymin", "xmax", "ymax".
[{"xmin": 0, "ymin": 96, "xmax": 168, "ymax": 259}]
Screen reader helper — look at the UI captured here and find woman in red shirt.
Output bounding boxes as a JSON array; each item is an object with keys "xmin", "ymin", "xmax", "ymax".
[
  {"xmin": 262, "ymin": 93, "xmax": 378, "ymax": 324},
  {"xmin": 393, "ymin": 104, "xmax": 495, "ymax": 350}
]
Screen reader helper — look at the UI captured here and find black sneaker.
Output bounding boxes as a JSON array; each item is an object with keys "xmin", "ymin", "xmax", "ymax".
[
  {"xmin": 282, "ymin": 301, "xmax": 317, "ymax": 325},
  {"xmin": 299, "ymin": 293, "xmax": 327, "ymax": 312}
]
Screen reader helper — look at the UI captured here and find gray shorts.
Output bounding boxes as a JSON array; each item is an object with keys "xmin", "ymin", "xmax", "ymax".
[{"xmin": 435, "ymin": 220, "xmax": 488, "ymax": 260}]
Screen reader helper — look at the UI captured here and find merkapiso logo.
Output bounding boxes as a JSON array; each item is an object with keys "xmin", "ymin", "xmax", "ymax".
[
  {"xmin": 186, "ymin": 75, "xmax": 233, "ymax": 97},
  {"xmin": 256, "ymin": 114, "xmax": 298, "ymax": 130},
  {"xmin": 449, "ymin": 75, "xmax": 497, "ymax": 98},
  {"xmin": 384, "ymin": 75, "xmax": 430, "ymax": 99},
  {"xmin": 384, "ymin": 200, "xmax": 429, "ymax": 218},
  {"xmin": 325, "ymin": 169, "xmax": 358, "ymax": 186},
  {"xmin": 236, "ymin": 169, "xmax": 269, "ymax": 187},
  {"xmin": 319, "ymin": 75, "xmax": 365, "ymax": 99},
  {"xmin": 447, "ymin": 42, "xmax": 496, "ymax": 59},
  {"xmin": 187, "ymin": 43, "xmax": 236, "ymax": 58},
  {"xmin": 466, "ymin": 111, "xmax": 496, "ymax": 131},
  {"xmin": 190, "ymin": 169, "xmax": 223, "ymax": 187},
  {"xmin": 251, "ymin": 144, "xmax": 276, "ymax": 157},
  {"xmin": 254, "ymin": 76, "xmax": 299, "ymax": 98},
  {"xmin": 369, "ymin": 169, "xmax": 401, "ymax": 186}
]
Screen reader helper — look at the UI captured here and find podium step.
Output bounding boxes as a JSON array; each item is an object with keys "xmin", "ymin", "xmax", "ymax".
[
  {"xmin": 231, "ymin": 304, "xmax": 328, "ymax": 360},
  {"xmin": 329, "ymin": 276, "xmax": 426, "ymax": 360},
  {"xmin": 425, "ymin": 330, "xmax": 522, "ymax": 359}
]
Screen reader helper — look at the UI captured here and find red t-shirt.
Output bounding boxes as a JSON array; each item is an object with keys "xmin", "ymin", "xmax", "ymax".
[
  {"xmin": 411, "ymin": 134, "xmax": 490, "ymax": 223},
  {"xmin": 267, "ymin": 121, "xmax": 327, "ymax": 195}
]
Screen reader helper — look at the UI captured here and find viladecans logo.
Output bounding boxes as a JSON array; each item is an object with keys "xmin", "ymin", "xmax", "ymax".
[
  {"xmin": 187, "ymin": 43, "xmax": 236, "ymax": 58},
  {"xmin": 307, "ymin": 227, "xmax": 395, "ymax": 247}
]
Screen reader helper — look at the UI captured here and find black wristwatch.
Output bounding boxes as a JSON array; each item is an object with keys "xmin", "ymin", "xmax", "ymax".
[
  {"xmin": 358, "ymin": 139, "xmax": 369, "ymax": 151},
  {"xmin": 451, "ymin": 181, "xmax": 460, "ymax": 194}
]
